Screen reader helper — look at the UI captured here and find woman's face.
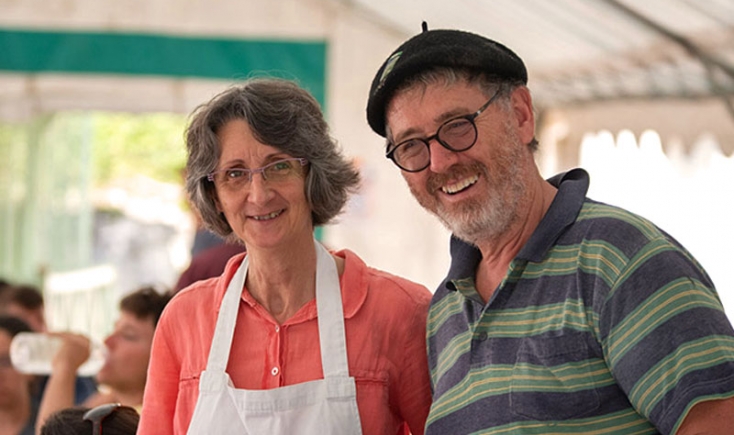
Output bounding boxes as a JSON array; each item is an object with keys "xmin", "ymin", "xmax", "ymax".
[{"xmin": 212, "ymin": 119, "xmax": 312, "ymax": 250}]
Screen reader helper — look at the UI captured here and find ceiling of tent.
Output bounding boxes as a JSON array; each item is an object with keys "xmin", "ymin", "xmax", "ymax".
[
  {"xmin": 1, "ymin": 0, "xmax": 733, "ymax": 152},
  {"xmin": 348, "ymin": 0, "xmax": 734, "ymax": 112}
]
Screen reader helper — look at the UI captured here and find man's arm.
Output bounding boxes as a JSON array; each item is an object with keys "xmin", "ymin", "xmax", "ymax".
[
  {"xmin": 34, "ymin": 333, "xmax": 95, "ymax": 435},
  {"xmin": 676, "ymin": 396, "xmax": 734, "ymax": 435}
]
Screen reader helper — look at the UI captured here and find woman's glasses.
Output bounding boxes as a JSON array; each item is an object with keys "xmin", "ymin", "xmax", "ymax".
[
  {"xmin": 206, "ymin": 157, "xmax": 308, "ymax": 191},
  {"xmin": 83, "ymin": 403, "xmax": 122, "ymax": 435}
]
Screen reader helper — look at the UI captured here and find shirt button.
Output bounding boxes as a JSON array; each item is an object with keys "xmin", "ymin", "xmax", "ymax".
[
  {"xmin": 275, "ymin": 325, "xmax": 280, "ymax": 333},
  {"xmin": 477, "ymin": 331, "xmax": 489, "ymax": 341},
  {"xmin": 271, "ymin": 366, "xmax": 279, "ymax": 376}
]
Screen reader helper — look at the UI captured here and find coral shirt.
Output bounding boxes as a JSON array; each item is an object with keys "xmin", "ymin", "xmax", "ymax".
[{"xmin": 139, "ymin": 249, "xmax": 432, "ymax": 435}]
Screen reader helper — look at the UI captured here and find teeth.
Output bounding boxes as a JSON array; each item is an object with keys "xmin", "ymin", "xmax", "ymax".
[
  {"xmin": 442, "ymin": 175, "xmax": 479, "ymax": 194},
  {"xmin": 253, "ymin": 210, "xmax": 282, "ymax": 221}
]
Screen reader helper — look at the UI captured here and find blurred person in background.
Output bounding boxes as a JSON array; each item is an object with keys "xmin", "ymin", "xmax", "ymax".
[
  {"xmin": 35, "ymin": 286, "xmax": 171, "ymax": 434},
  {"xmin": 0, "ymin": 284, "xmax": 47, "ymax": 335},
  {"xmin": 174, "ymin": 172, "xmax": 247, "ymax": 295},
  {"xmin": 139, "ymin": 78, "xmax": 432, "ymax": 435},
  {"xmin": 39, "ymin": 403, "xmax": 138, "ymax": 435},
  {"xmin": 0, "ymin": 284, "xmax": 97, "ymax": 407},
  {"xmin": 0, "ymin": 315, "xmax": 38, "ymax": 435},
  {"xmin": 172, "ymin": 241, "xmax": 246, "ymax": 294}
]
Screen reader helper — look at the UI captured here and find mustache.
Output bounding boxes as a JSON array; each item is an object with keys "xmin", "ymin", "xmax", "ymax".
[{"xmin": 426, "ymin": 162, "xmax": 486, "ymax": 193}]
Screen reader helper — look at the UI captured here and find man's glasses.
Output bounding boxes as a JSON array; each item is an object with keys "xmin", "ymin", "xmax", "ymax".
[
  {"xmin": 386, "ymin": 90, "xmax": 502, "ymax": 172},
  {"xmin": 83, "ymin": 403, "xmax": 121, "ymax": 435},
  {"xmin": 206, "ymin": 157, "xmax": 308, "ymax": 191}
]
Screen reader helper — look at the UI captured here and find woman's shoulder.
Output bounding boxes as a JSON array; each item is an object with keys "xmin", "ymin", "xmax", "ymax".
[{"xmin": 157, "ymin": 275, "xmax": 227, "ymax": 334}]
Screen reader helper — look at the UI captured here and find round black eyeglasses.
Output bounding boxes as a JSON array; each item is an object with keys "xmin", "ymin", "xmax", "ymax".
[
  {"xmin": 386, "ymin": 90, "xmax": 501, "ymax": 172},
  {"xmin": 83, "ymin": 403, "xmax": 122, "ymax": 435}
]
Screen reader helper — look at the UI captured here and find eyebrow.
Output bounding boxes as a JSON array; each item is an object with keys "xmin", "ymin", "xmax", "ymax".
[{"xmin": 392, "ymin": 106, "xmax": 474, "ymax": 144}]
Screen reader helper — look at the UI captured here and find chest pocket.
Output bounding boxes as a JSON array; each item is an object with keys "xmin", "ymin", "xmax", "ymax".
[{"xmin": 510, "ymin": 333, "xmax": 601, "ymax": 420}]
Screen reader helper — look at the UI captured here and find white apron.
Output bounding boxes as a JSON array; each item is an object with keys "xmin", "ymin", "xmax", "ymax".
[{"xmin": 186, "ymin": 241, "xmax": 363, "ymax": 435}]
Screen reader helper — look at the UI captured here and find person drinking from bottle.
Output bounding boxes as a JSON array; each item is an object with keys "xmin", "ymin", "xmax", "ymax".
[{"xmin": 34, "ymin": 286, "xmax": 171, "ymax": 434}]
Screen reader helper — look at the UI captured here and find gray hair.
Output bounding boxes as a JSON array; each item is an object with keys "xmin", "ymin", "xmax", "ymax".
[
  {"xmin": 389, "ymin": 67, "xmax": 539, "ymax": 152},
  {"xmin": 185, "ymin": 78, "xmax": 360, "ymax": 241}
]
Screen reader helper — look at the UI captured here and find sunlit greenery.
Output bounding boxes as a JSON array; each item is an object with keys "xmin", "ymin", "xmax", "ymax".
[
  {"xmin": 0, "ymin": 112, "xmax": 187, "ymax": 189},
  {"xmin": 91, "ymin": 112, "xmax": 188, "ymax": 186}
]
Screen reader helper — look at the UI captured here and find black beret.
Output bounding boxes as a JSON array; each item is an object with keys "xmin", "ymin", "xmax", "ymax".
[{"xmin": 366, "ymin": 25, "xmax": 527, "ymax": 137}]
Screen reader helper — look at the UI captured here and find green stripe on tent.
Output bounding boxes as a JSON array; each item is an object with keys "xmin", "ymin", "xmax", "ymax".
[{"xmin": 0, "ymin": 28, "xmax": 327, "ymax": 104}]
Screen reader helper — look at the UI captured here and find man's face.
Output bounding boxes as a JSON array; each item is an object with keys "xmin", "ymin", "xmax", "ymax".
[
  {"xmin": 385, "ymin": 80, "xmax": 534, "ymax": 244},
  {"xmin": 97, "ymin": 310, "xmax": 155, "ymax": 394}
]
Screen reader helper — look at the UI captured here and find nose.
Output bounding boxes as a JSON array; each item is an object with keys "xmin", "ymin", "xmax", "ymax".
[
  {"xmin": 103, "ymin": 333, "xmax": 115, "ymax": 349},
  {"xmin": 246, "ymin": 172, "xmax": 274, "ymax": 204},
  {"xmin": 427, "ymin": 138, "xmax": 460, "ymax": 173}
]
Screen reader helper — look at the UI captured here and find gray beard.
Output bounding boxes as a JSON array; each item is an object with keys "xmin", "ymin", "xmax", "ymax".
[
  {"xmin": 415, "ymin": 135, "xmax": 528, "ymax": 246},
  {"xmin": 433, "ymin": 168, "xmax": 524, "ymax": 246}
]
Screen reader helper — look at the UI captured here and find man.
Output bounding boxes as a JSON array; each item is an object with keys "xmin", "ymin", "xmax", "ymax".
[
  {"xmin": 366, "ymin": 24, "xmax": 734, "ymax": 434},
  {"xmin": 35, "ymin": 286, "xmax": 171, "ymax": 433}
]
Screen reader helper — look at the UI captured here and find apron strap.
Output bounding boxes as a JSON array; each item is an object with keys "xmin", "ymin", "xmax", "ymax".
[
  {"xmin": 314, "ymin": 242, "xmax": 349, "ymax": 378},
  {"xmin": 205, "ymin": 253, "xmax": 248, "ymax": 372}
]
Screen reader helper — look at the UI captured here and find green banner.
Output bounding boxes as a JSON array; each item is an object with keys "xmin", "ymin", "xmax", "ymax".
[{"xmin": 0, "ymin": 28, "xmax": 327, "ymax": 104}]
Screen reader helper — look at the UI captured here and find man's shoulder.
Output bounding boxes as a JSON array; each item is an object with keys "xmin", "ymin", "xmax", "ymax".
[{"xmin": 569, "ymin": 200, "xmax": 676, "ymax": 253}]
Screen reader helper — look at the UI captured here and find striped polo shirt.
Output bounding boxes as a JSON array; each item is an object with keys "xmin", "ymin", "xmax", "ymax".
[{"xmin": 425, "ymin": 168, "xmax": 734, "ymax": 434}]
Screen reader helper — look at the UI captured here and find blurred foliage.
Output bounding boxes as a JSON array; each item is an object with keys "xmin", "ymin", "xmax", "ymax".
[
  {"xmin": 0, "ymin": 111, "xmax": 188, "ymax": 190},
  {"xmin": 90, "ymin": 112, "xmax": 188, "ymax": 186}
]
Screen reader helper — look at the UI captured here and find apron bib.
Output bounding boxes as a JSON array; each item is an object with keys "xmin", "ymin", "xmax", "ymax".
[{"xmin": 186, "ymin": 241, "xmax": 363, "ymax": 435}]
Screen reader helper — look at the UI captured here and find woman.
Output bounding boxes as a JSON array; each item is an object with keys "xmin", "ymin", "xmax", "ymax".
[{"xmin": 138, "ymin": 78, "xmax": 432, "ymax": 435}]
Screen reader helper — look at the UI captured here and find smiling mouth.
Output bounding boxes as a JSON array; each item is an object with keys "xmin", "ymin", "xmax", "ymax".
[
  {"xmin": 441, "ymin": 175, "xmax": 479, "ymax": 194},
  {"xmin": 252, "ymin": 210, "xmax": 283, "ymax": 221}
]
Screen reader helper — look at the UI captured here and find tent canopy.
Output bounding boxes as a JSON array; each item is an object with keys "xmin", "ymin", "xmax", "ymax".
[{"xmin": 1, "ymin": 0, "xmax": 732, "ymax": 150}]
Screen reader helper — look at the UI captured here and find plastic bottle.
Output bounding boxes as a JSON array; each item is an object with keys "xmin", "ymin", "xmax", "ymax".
[{"xmin": 9, "ymin": 332, "xmax": 107, "ymax": 376}]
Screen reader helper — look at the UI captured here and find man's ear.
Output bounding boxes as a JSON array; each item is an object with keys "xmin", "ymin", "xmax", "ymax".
[{"xmin": 511, "ymin": 86, "xmax": 536, "ymax": 145}]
